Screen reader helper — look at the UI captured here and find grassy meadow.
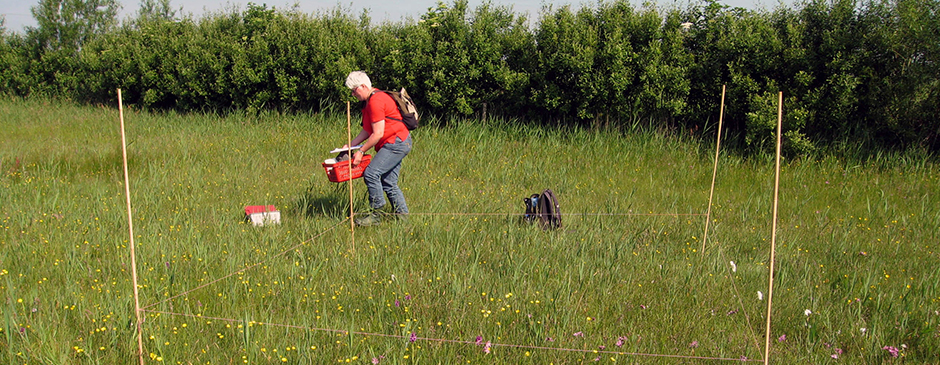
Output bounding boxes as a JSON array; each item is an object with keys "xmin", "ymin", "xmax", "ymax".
[{"xmin": 1, "ymin": 97, "xmax": 938, "ymax": 364}]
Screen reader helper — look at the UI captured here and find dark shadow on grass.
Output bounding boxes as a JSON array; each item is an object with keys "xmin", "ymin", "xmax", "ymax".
[
  {"xmin": 2, "ymin": 148, "xmax": 145, "ymax": 183},
  {"xmin": 288, "ymin": 183, "xmax": 352, "ymax": 220}
]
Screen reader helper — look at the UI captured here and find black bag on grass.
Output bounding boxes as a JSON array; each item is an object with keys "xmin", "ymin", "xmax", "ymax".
[{"xmin": 523, "ymin": 189, "xmax": 562, "ymax": 230}]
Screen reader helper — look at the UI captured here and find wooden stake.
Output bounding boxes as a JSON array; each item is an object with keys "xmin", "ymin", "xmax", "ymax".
[
  {"xmin": 347, "ymin": 101, "xmax": 355, "ymax": 250},
  {"xmin": 118, "ymin": 89, "xmax": 146, "ymax": 365},
  {"xmin": 702, "ymin": 85, "xmax": 726, "ymax": 254},
  {"xmin": 763, "ymin": 92, "xmax": 784, "ymax": 365}
]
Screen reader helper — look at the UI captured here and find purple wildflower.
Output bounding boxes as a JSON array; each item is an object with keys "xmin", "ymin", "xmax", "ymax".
[
  {"xmin": 475, "ymin": 336, "xmax": 483, "ymax": 345},
  {"xmin": 372, "ymin": 357, "xmax": 380, "ymax": 364},
  {"xmin": 484, "ymin": 342, "xmax": 492, "ymax": 354},
  {"xmin": 777, "ymin": 334, "xmax": 786, "ymax": 342},
  {"xmin": 405, "ymin": 295, "xmax": 411, "ymax": 300},
  {"xmin": 409, "ymin": 332, "xmax": 417, "ymax": 342},
  {"xmin": 883, "ymin": 346, "xmax": 900, "ymax": 358},
  {"xmin": 573, "ymin": 331, "xmax": 584, "ymax": 337},
  {"xmin": 615, "ymin": 337, "xmax": 625, "ymax": 347},
  {"xmin": 394, "ymin": 300, "xmax": 400, "ymax": 307},
  {"xmin": 689, "ymin": 341, "xmax": 699, "ymax": 348}
]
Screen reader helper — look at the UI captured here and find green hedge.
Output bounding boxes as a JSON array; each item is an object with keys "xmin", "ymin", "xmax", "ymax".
[{"xmin": 2, "ymin": 0, "xmax": 938, "ymax": 155}]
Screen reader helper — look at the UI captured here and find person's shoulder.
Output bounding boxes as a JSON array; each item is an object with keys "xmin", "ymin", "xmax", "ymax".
[
  {"xmin": 368, "ymin": 91, "xmax": 398, "ymax": 111},
  {"xmin": 373, "ymin": 90, "xmax": 395, "ymax": 103}
]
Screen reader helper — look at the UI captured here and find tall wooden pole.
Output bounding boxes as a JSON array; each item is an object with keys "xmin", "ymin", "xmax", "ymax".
[
  {"xmin": 763, "ymin": 92, "xmax": 784, "ymax": 365},
  {"xmin": 702, "ymin": 85, "xmax": 726, "ymax": 253},
  {"xmin": 346, "ymin": 102, "xmax": 356, "ymax": 250},
  {"xmin": 118, "ymin": 89, "xmax": 146, "ymax": 365}
]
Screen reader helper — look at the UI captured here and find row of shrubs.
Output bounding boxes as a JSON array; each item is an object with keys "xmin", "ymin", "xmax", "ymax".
[{"xmin": 1, "ymin": 0, "xmax": 938, "ymax": 155}]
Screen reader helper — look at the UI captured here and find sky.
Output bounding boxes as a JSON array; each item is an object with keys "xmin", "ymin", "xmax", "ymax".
[{"xmin": 1, "ymin": 0, "xmax": 789, "ymax": 33}]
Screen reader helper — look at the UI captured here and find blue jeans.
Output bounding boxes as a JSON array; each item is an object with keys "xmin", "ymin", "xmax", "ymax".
[{"xmin": 363, "ymin": 135, "xmax": 411, "ymax": 213}]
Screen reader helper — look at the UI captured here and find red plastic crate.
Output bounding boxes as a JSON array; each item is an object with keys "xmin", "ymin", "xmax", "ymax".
[
  {"xmin": 322, "ymin": 155, "xmax": 371, "ymax": 182},
  {"xmin": 244, "ymin": 205, "xmax": 277, "ymax": 215}
]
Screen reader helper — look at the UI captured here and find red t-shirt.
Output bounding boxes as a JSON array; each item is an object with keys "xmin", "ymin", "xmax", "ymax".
[{"xmin": 362, "ymin": 91, "xmax": 408, "ymax": 150}]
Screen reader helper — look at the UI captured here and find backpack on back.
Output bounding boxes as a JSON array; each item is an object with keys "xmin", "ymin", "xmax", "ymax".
[
  {"xmin": 523, "ymin": 189, "xmax": 562, "ymax": 230},
  {"xmin": 383, "ymin": 88, "xmax": 420, "ymax": 130}
]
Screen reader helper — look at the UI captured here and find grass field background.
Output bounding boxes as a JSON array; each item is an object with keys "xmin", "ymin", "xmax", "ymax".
[{"xmin": 1, "ymin": 97, "xmax": 938, "ymax": 363}]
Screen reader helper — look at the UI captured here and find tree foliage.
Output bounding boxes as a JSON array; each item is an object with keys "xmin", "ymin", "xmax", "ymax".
[
  {"xmin": 29, "ymin": 0, "xmax": 119, "ymax": 53},
  {"xmin": 135, "ymin": 0, "xmax": 178, "ymax": 25},
  {"xmin": 1, "ymin": 0, "xmax": 938, "ymax": 155}
]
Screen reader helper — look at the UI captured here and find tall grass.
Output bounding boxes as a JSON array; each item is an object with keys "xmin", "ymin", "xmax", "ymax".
[{"xmin": 1, "ymin": 98, "xmax": 938, "ymax": 363}]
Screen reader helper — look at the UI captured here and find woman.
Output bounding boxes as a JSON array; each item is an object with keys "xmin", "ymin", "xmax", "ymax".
[{"xmin": 343, "ymin": 71, "xmax": 413, "ymax": 226}]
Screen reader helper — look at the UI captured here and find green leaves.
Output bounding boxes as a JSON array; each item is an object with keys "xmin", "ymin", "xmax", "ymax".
[
  {"xmin": 1, "ymin": 0, "xmax": 938, "ymax": 155},
  {"xmin": 29, "ymin": 0, "xmax": 119, "ymax": 53}
]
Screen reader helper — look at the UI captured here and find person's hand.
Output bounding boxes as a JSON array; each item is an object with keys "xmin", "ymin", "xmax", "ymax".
[{"xmin": 352, "ymin": 150, "xmax": 363, "ymax": 167}]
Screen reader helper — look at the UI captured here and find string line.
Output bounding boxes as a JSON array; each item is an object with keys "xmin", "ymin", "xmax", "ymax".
[
  {"xmin": 142, "ymin": 309, "xmax": 763, "ymax": 362},
  {"xmin": 120, "ymin": 90, "xmax": 763, "ymax": 362},
  {"xmin": 139, "ymin": 210, "xmax": 703, "ymax": 312},
  {"xmin": 140, "ymin": 220, "xmax": 348, "ymax": 310},
  {"xmin": 403, "ymin": 212, "xmax": 706, "ymax": 217},
  {"xmin": 716, "ymin": 247, "xmax": 764, "ymax": 351}
]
